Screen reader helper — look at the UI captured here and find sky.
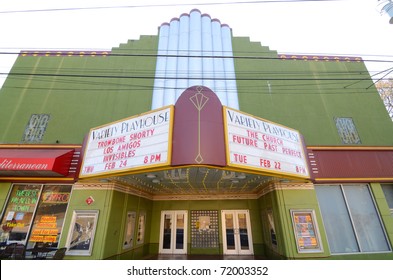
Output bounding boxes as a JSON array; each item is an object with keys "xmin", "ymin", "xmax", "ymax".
[{"xmin": 0, "ymin": 0, "xmax": 392, "ymax": 88}]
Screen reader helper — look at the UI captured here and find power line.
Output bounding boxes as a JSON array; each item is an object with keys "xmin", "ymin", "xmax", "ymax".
[
  {"xmin": 0, "ymin": 56, "xmax": 381, "ymax": 83},
  {"xmin": 1, "ymin": 71, "xmax": 378, "ymax": 94},
  {"xmin": 1, "ymin": 64, "xmax": 384, "ymax": 93},
  {"xmin": 0, "ymin": 50, "xmax": 392, "ymax": 64},
  {"xmin": 0, "ymin": 71, "xmax": 379, "ymax": 82},
  {"xmin": 1, "ymin": 69, "xmax": 375, "ymax": 81},
  {"xmin": 0, "ymin": 0, "xmax": 345, "ymax": 14},
  {"xmin": 2, "ymin": 47, "xmax": 392, "ymax": 60},
  {"xmin": 1, "ymin": 84, "xmax": 376, "ymax": 95}
]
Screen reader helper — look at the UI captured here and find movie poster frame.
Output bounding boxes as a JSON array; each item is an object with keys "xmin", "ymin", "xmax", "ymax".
[
  {"xmin": 122, "ymin": 211, "xmax": 136, "ymax": 249},
  {"xmin": 65, "ymin": 210, "xmax": 99, "ymax": 256},
  {"xmin": 290, "ymin": 209, "xmax": 323, "ymax": 253}
]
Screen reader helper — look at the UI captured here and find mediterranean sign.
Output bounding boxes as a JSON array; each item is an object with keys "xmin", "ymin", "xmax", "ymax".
[
  {"xmin": 80, "ymin": 106, "xmax": 173, "ymax": 178},
  {"xmin": 0, "ymin": 158, "xmax": 51, "ymax": 171},
  {"xmin": 0, "ymin": 149, "xmax": 74, "ymax": 176},
  {"xmin": 223, "ymin": 107, "xmax": 310, "ymax": 179}
]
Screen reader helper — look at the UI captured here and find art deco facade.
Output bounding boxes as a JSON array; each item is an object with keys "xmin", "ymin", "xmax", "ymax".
[{"xmin": 0, "ymin": 9, "xmax": 392, "ymax": 260}]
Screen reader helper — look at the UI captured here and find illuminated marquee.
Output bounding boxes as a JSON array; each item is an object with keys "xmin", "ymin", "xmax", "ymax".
[
  {"xmin": 223, "ymin": 107, "xmax": 310, "ymax": 179},
  {"xmin": 80, "ymin": 106, "xmax": 174, "ymax": 178}
]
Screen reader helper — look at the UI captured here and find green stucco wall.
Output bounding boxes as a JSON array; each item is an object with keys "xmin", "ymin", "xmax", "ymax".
[
  {"xmin": 258, "ymin": 185, "xmax": 393, "ymax": 260},
  {"xmin": 61, "ymin": 184, "xmax": 393, "ymax": 260},
  {"xmin": 60, "ymin": 187, "xmax": 153, "ymax": 260},
  {"xmin": 1, "ymin": 183, "xmax": 392, "ymax": 260},
  {"xmin": 1, "ymin": 35, "xmax": 393, "ymax": 146},
  {"xmin": 371, "ymin": 183, "xmax": 393, "ymax": 246},
  {"xmin": 0, "ymin": 36, "xmax": 158, "ymax": 144},
  {"xmin": 59, "ymin": 188, "xmax": 268, "ymax": 260},
  {"xmin": 232, "ymin": 37, "xmax": 393, "ymax": 146},
  {"xmin": 275, "ymin": 188, "xmax": 329, "ymax": 259},
  {"xmin": 62, "ymin": 186, "xmax": 393, "ymax": 260},
  {"xmin": 1, "ymin": 31, "xmax": 393, "ymax": 261},
  {"xmin": 258, "ymin": 186, "xmax": 330, "ymax": 260}
]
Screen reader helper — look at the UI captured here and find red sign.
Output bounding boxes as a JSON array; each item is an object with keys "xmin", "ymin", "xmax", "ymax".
[
  {"xmin": 0, "ymin": 158, "xmax": 52, "ymax": 171},
  {"xmin": 0, "ymin": 149, "xmax": 74, "ymax": 177},
  {"xmin": 86, "ymin": 196, "xmax": 94, "ymax": 205}
]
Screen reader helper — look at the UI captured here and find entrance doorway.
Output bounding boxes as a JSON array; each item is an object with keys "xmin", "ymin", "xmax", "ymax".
[
  {"xmin": 159, "ymin": 210, "xmax": 188, "ymax": 254},
  {"xmin": 221, "ymin": 210, "xmax": 253, "ymax": 255}
]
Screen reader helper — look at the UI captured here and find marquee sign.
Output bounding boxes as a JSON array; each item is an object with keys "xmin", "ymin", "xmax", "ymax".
[
  {"xmin": 80, "ymin": 106, "xmax": 173, "ymax": 178},
  {"xmin": 223, "ymin": 107, "xmax": 310, "ymax": 179}
]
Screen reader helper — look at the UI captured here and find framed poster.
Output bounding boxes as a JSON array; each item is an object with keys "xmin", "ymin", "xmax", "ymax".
[
  {"xmin": 290, "ymin": 209, "xmax": 323, "ymax": 253},
  {"xmin": 123, "ymin": 211, "xmax": 136, "ymax": 249},
  {"xmin": 267, "ymin": 209, "xmax": 278, "ymax": 249},
  {"xmin": 136, "ymin": 211, "xmax": 146, "ymax": 245},
  {"xmin": 65, "ymin": 210, "xmax": 99, "ymax": 256}
]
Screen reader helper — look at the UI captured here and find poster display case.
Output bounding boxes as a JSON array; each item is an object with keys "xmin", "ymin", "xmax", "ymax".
[
  {"xmin": 123, "ymin": 211, "xmax": 136, "ymax": 249},
  {"xmin": 65, "ymin": 210, "xmax": 99, "ymax": 256},
  {"xmin": 290, "ymin": 209, "xmax": 323, "ymax": 253},
  {"xmin": 136, "ymin": 211, "xmax": 146, "ymax": 245}
]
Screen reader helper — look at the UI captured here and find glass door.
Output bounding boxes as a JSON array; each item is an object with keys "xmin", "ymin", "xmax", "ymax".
[
  {"xmin": 221, "ymin": 210, "xmax": 253, "ymax": 255},
  {"xmin": 159, "ymin": 210, "xmax": 187, "ymax": 254}
]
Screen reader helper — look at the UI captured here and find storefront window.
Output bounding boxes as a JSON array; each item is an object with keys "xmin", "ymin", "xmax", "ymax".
[
  {"xmin": 0, "ymin": 184, "xmax": 71, "ymax": 249},
  {"xmin": 315, "ymin": 184, "xmax": 391, "ymax": 254},
  {"xmin": 0, "ymin": 184, "xmax": 41, "ymax": 245},
  {"xmin": 27, "ymin": 185, "xmax": 72, "ymax": 248}
]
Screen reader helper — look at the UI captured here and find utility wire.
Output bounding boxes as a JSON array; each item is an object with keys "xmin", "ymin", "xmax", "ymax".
[
  {"xmin": 0, "ymin": 0, "xmax": 346, "ymax": 14},
  {"xmin": 366, "ymin": 68, "xmax": 393, "ymax": 89},
  {"xmin": 344, "ymin": 66, "xmax": 393, "ymax": 88},
  {"xmin": 2, "ymin": 59, "xmax": 377, "ymax": 79},
  {"xmin": 0, "ymin": 71, "xmax": 378, "ymax": 82},
  {"xmin": 0, "ymin": 51, "xmax": 392, "ymax": 64},
  {"xmin": 2, "ymin": 48, "xmax": 392, "ymax": 61},
  {"xmin": 2, "ymin": 66, "xmax": 382, "ymax": 93}
]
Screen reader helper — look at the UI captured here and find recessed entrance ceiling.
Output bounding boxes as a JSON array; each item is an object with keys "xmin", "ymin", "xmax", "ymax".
[{"xmin": 99, "ymin": 167, "xmax": 276, "ymax": 198}]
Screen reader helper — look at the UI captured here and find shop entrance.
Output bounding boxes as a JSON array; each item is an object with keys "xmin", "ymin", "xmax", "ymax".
[
  {"xmin": 159, "ymin": 210, "xmax": 188, "ymax": 254},
  {"xmin": 221, "ymin": 210, "xmax": 253, "ymax": 255}
]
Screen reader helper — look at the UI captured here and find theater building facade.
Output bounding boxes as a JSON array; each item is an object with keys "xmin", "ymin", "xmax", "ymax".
[{"xmin": 1, "ymin": 10, "xmax": 393, "ymax": 260}]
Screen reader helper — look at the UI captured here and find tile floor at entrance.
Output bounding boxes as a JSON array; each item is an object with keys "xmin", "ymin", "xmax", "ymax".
[{"xmin": 144, "ymin": 254, "xmax": 266, "ymax": 260}]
